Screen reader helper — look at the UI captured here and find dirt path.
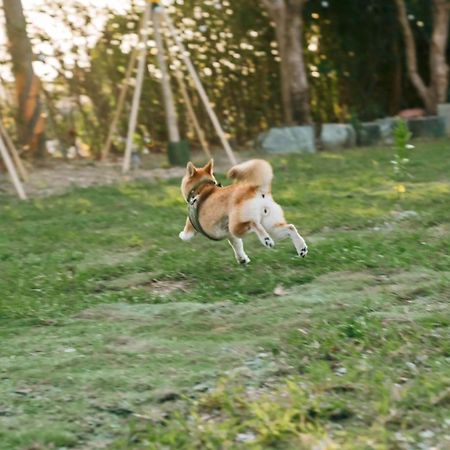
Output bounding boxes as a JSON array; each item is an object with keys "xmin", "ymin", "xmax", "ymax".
[
  {"xmin": 0, "ymin": 151, "xmax": 244, "ymax": 198},
  {"xmin": 3, "ymin": 161, "xmax": 185, "ymax": 198}
]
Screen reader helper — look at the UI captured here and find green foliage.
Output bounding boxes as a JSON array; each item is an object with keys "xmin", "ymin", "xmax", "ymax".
[
  {"xmin": 391, "ymin": 120, "xmax": 414, "ymax": 199},
  {"xmin": 393, "ymin": 119, "xmax": 412, "ymax": 151},
  {"xmin": 115, "ymin": 379, "xmax": 327, "ymax": 449},
  {"xmin": 2, "ymin": 0, "xmax": 436, "ymax": 152}
]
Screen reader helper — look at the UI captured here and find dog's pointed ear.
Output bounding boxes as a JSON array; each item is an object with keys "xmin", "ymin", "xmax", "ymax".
[
  {"xmin": 204, "ymin": 159, "xmax": 214, "ymax": 175},
  {"xmin": 186, "ymin": 162, "xmax": 196, "ymax": 177}
]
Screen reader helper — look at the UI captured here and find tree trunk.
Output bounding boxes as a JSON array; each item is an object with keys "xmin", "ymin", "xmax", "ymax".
[
  {"xmin": 430, "ymin": 0, "xmax": 450, "ymax": 104},
  {"xmin": 3, "ymin": 0, "xmax": 45, "ymax": 154},
  {"xmin": 390, "ymin": 39, "xmax": 403, "ymax": 115},
  {"xmin": 395, "ymin": 0, "xmax": 450, "ymax": 114},
  {"xmin": 262, "ymin": 0, "xmax": 312, "ymax": 125}
]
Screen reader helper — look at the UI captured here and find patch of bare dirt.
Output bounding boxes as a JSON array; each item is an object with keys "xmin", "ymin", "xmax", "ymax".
[
  {"xmin": 286, "ymin": 268, "xmax": 450, "ymax": 306},
  {"xmin": 143, "ymin": 279, "xmax": 189, "ymax": 296},
  {"xmin": 1, "ymin": 160, "xmax": 185, "ymax": 198},
  {"xmin": 94, "ymin": 272, "xmax": 190, "ymax": 296},
  {"xmin": 106, "ymin": 336, "xmax": 170, "ymax": 354},
  {"xmin": 76, "ymin": 301, "xmax": 223, "ymax": 322},
  {"xmin": 427, "ymin": 224, "xmax": 450, "ymax": 240},
  {"xmin": 0, "ymin": 150, "xmax": 248, "ymax": 198}
]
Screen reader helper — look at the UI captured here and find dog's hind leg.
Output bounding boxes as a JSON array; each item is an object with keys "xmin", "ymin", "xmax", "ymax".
[
  {"xmin": 250, "ymin": 221, "xmax": 275, "ymax": 249},
  {"xmin": 179, "ymin": 217, "xmax": 197, "ymax": 241},
  {"xmin": 272, "ymin": 223, "xmax": 308, "ymax": 257},
  {"xmin": 229, "ymin": 213, "xmax": 274, "ymax": 250},
  {"xmin": 228, "ymin": 236, "xmax": 251, "ymax": 265}
]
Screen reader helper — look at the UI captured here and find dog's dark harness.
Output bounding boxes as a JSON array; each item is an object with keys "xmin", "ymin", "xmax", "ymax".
[{"xmin": 186, "ymin": 179, "xmax": 224, "ymax": 241}]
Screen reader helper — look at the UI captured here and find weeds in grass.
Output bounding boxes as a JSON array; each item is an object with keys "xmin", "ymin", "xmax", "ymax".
[
  {"xmin": 391, "ymin": 119, "xmax": 414, "ymax": 198},
  {"xmin": 115, "ymin": 378, "xmax": 333, "ymax": 450}
]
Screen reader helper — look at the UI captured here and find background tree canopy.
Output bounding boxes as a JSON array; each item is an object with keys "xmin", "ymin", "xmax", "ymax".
[{"xmin": 0, "ymin": 0, "xmax": 448, "ymax": 156}]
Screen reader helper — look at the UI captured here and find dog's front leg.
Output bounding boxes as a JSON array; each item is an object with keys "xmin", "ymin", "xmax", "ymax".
[
  {"xmin": 179, "ymin": 217, "xmax": 197, "ymax": 241},
  {"xmin": 228, "ymin": 236, "xmax": 251, "ymax": 265}
]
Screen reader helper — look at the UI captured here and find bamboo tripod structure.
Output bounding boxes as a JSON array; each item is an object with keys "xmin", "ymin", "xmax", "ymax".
[
  {"xmin": 0, "ymin": 119, "xmax": 28, "ymax": 182},
  {"xmin": 101, "ymin": 1, "xmax": 236, "ymax": 172},
  {"xmin": 0, "ymin": 121, "xmax": 27, "ymax": 200},
  {"xmin": 173, "ymin": 66, "xmax": 212, "ymax": 159},
  {"xmin": 161, "ymin": 7, "xmax": 237, "ymax": 166}
]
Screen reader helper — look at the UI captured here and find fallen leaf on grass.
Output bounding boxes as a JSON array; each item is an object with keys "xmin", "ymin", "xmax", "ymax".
[{"xmin": 273, "ymin": 285, "xmax": 287, "ymax": 296}]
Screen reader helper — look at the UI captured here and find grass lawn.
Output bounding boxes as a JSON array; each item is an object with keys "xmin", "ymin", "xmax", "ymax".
[{"xmin": 0, "ymin": 140, "xmax": 449, "ymax": 449}]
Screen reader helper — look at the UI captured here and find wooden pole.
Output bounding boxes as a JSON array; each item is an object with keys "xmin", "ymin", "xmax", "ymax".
[
  {"xmin": 0, "ymin": 134, "xmax": 27, "ymax": 200},
  {"xmin": 152, "ymin": 7, "xmax": 180, "ymax": 143},
  {"xmin": 101, "ymin": 46, "xmax": 139, "ymax": 162},
  {"xmin": 174, "ymin": 68, "xmax": 212, "ymax": 159},
  {"xmin": 101, "ymin": 13, "xmax": 147, "ymax": 162},
  {"xmin": 161, "ymin": 7, "xmax": 237, "ymax": 166},
  {"xmin": 122, "ymin": 3, "xmax": 151, "ymax": 174},
  {"xmin": 0, "ymin": 119, "xmax": 28, "ymax": 181},
  {"xmin": 166, "ymin": 39, "xmax": 212, "ymax": 160}
]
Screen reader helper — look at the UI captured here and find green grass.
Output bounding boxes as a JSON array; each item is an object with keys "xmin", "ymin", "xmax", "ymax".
[{"xmin": 1, "ymin": 140, "xmax": 450, "ymax": 449}]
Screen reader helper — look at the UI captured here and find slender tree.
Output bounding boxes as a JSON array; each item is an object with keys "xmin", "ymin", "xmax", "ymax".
[
  {"xmin": 261, "ymin": 0, "xmax": 312, "ymax": 125},
  {"xmin": 3, "ymin": 0, "xmax": 45, "ymax": 153},
  {"xmin": 395, "ymin": 0, "xmax": 450, "ymax": 114}
]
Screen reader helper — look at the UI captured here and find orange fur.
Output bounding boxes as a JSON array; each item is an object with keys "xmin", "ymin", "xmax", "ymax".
[
  {"xmin": 179, "ymin": 159, "xmax": 308, "ymax": 264},
  {"xmin": 227, "ymin": 159, "xmax": 273, "ymax": 193}
]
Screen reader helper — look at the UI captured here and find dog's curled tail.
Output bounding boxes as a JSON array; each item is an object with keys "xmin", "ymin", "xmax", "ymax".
[{"xmin": 227, "ymin": 159, "xmax": 273, "ymax": 193}]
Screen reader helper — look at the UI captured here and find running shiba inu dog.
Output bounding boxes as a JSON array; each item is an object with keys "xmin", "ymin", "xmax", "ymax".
[{"xmin": 179, "ymin": 159, "xmax": 308, "ymax": 264}]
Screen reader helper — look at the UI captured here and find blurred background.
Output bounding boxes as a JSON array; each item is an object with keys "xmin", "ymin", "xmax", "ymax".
[{"xmin": 0, "ymin": 0, "xmax": 448, "ymax": 164}]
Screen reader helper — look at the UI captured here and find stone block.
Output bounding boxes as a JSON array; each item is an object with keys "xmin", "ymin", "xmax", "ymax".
[
  {"xmin": 320, "ymin": 123, "xmax": 356, "ymax": 151},
  {"xmin": 257, "ymin": 126, "xmax": 316, "ymax": 154},
  {"xmin": 407, "ymin": 116, "xmax": 446, "ymax": 139},
  {"xmin": 357, "ymin": 122, "xmax": 382, "ymax": 146},
  {"xmin": 437, "ymin": 103, "xmax": 450, "ymax": 136}
]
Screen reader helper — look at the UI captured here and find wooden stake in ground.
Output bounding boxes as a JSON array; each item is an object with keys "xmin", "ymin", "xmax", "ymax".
[
  {"xmin": 0, "ymin": 119, "xmax": 28, "ymax": 181},
  {"xmin": 152, "ymin": 6, "xmax": 180, "ymax": 144},
  {"xmin": 101, "ymin": 46, "xmax": 139, "ymax": 162},
  {"xmin": 161, "ymin": 7, "xmax": 237, "ymax": 166},
  {"xmin": 168, "ymin": 52, "xmax": 212, "ymax": 159},
  {"xmin": 122, "ymin": 3, "xmax": 151, "ymax": 174},
  {"xmin": 101, "ymin": 12, "xmax": 148, "ymax": 162},
  {"xmin": 0, "ymin": 134, "xmax": 27, "ymax": 200}
]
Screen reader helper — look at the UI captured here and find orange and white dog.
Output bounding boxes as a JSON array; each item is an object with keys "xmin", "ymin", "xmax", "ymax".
[{"xmin": 179, "ymin": 159, "xmax": 308, "ymax": 264}]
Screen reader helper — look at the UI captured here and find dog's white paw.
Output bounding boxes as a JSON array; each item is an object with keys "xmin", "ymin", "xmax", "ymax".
[
  {"xmin": 179, "ymin": 231, "xmax": 194, "ymax": 241},
  {"xmin": 263, "ymin": 236, "xmax": 275, "ymax": 249},
  {"xmin": 299, "ymin": 246, "xmax": 308, "ymax": 258},
  {"xmin": 237, "ymin": 255, "xmax": 251, "ymax": 265}
]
